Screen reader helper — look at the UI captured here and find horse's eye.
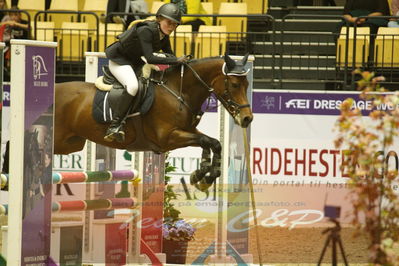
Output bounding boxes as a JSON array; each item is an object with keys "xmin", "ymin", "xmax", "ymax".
[{"xmin": 231, "ymin": 83, "xmax": 240, "ymax": 89}]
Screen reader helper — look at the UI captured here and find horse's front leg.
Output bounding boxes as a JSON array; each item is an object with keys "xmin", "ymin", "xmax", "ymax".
[
  {"xmin": 166, "ymin": 129, "xmax": 221, "ymax": 191},
  {"xmin": 190, "ymin": 148, "xmax": 212, "ymax": 186}
]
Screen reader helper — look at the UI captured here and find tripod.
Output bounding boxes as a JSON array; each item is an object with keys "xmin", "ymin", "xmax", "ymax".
[{"xmin": 317, "ymin": 218, "xmax": 349, "ymax": 266}]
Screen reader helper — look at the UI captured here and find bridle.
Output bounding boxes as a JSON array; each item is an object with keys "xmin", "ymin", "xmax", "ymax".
[
  {"xmin": 184, "ymin": 62, "xmax": 250, "ymax": 118},
  {"xmin": 151, "ymin": 60, "xmax": 250, "ymax": 122}
]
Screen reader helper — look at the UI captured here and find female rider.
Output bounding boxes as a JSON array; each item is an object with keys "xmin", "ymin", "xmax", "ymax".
[{"xmin": 104, "ymin": 3, "xmax": 188, "ymax": 142}]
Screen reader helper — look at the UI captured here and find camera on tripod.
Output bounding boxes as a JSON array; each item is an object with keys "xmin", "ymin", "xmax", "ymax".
[
  {"xmin": 317, "ymin": 204, "xmax": 348, "ymax": 266},
  {"xmin": 324, "ymin": 205, "xmax": 341, "ymax": 219}
]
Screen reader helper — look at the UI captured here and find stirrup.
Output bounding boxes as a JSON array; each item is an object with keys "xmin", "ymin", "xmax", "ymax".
[
  {"xmin": 104, "ymin": 122, "xmax": 126, "ymax": 142},
  {"xmin": 104, "ymin": 131, "xmax": 125, "ymax": 143}
]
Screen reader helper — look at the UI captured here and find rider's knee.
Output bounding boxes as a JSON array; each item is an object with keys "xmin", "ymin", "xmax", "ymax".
[{"xmin": 126, "ymin": 81, "xmax": 139, "ymax": 96}]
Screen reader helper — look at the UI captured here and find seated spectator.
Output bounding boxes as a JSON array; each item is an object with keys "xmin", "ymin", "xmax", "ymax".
[
  {"xmin": 105, "ymin": 0, "xmax": 138, "ymax": 29},
  {"xmin": 164, "ymin": 0, "xmax": 210, "ymax": 32},
  {"xmin": 334, "ymin": 0, "xmax": 390, "ymax": 65},
  {"xmin": 0, "ymin": 0, "xmax": 9, "ymax": 22},
  {"xmin": 388, "ymin": 0, "xmax": 399, "ymax": 27},
  {"xmin": 340, "ymin": 0, "xmax": 390, "ymax": 36},
  {"xmin": 181, "ymin": 0, "xmax": 211, "ymax": 32}
]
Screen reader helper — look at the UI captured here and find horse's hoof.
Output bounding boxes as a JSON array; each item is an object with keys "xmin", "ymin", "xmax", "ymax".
[
  {"xmin": 115, "ymin": 132, "xmax": 125, "ymax": 143},
  {"xmin": 195, "ymin": 179, "xmax": 213, "ymax": 192},
  {"xmin": 190, "ymin": 170, "xmax": 201, "ymax": 185}
]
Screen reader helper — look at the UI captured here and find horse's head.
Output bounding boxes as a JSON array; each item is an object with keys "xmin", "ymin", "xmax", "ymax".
[{"xmin": 213, "ymin": 53, "xmax": 253, "ymax": 128}]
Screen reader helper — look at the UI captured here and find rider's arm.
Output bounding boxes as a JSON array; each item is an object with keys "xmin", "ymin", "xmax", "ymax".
[
  {"xmin": 161, "ymin": 38, "xmax": 174, "ymax": 55},
  {"xmin": 138, "ymin": 27, "xmax": 180, "ymax": 65}
]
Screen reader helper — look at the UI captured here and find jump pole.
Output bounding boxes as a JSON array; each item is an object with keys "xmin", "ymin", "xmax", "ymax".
[
  {"xmin": 8, "ymin": 40, "xmax": 57, "ymax": 265},
  {"xmin": 0, "ymin": 41, "xmax": 6, "ymax": 265}
]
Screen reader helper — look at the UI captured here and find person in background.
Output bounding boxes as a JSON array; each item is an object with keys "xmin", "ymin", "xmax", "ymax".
[
  {"xmin": 388, "ymin": 0, "xmax": 399, "ymax": 27},
  {"xmin": 1, "ymin": 6, "xmax": 29, "ymax": 41},
  {"xmin": 168, "ymin": 0, "xmax": 187, "ymax": 14},
  {"xmin": 341, "ymin": 0, "xmax": 390, "ymax": 35},
  {"xmin": 335, "ymin": 0, "xmax": 390, "ymax": 65},
  {"xmin": 182, "ymin": 0, "xmax": 211, "ymax": 32},
  {"xmin": 0, "ymin": 0, "xmax": 9, "ymax": 22},
  {"xmin": 0, "ymin": 7, "xmax": 29, "ymax": 79},
  {"xmin": 105, "ymin": 0, "xmax": 136, "ymax": 29},
  {"xmin": 164, "ymin": 0, "xmax": 210, "ymax": 32},
  {"xmin": 323, "ymin": 0, "xmax": 336, "ymax": 6}
]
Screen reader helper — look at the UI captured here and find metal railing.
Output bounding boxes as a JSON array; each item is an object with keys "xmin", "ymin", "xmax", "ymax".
[{"xmin": 18, "ymin": 10, "xmax": 399, "ymax": 89}]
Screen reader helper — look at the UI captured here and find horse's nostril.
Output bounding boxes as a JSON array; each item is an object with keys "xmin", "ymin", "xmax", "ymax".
[{"xmin": 242, "ymin": 115, "xmax": 253, "ymax": 128}]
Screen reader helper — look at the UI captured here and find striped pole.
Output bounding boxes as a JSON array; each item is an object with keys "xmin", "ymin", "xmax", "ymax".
[
  {"xmin": 0, "ymin": 170, "xmax": 139, "ymax": 188},
  {"xmin": 51, "ymin": 197, "xmax": 136, "ymax": 212},
  {"xmin": 0, "ymin": 198, "xmax": 136, "ymax": 215},
  {"xmin": 52, "ymin": 170, "xmax": 138, "ymax": 184}
]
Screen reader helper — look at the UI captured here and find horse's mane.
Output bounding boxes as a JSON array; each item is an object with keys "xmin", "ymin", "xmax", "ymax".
[{"xmin": 163, "ymin": 56, "xmax": 223, "ymax": 75}]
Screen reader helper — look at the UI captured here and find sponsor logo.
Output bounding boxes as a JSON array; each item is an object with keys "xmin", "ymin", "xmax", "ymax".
[
  {"xmin": 32, "ymin": 55, "xmax": 49, "ymax": 87},
  {"xmin": 261, "ymin": 96, "xmax": 275, "ymax": 110},
  {"xmin": 285, "ymin": 99, "xmax": 310, "ymax": 109}
]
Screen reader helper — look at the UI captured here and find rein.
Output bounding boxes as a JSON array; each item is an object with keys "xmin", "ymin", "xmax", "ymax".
[{"xmin": 184, "ymin": 63, "xmax": 250, "ymax": 118}]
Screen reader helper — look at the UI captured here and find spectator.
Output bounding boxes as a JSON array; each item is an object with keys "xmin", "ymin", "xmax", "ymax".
[
  {"xmin": 1, "ymin": 7, "xmax": 29, "ymax": 41},
  {"xmin": 335, "ymin": 0, "xmax": 390, "ymax": 65},
  {"xmin": 388, "ymin": 0, "xmax": 399, "ymax": 27},
  {"xmin": 105, "ymin": 0, "xmax": 137, "ymax": 29},
  {"xmin": 0, "ymin": 7, "xmax": 29, "ymax": 78},
  {"xmin": 181, "ymin": 0, "xmax": 211, "ymax": 32},
  {"xmin": 340, "ymin": 0, "xmax": 390, "ymax": 35},
  {"xmin": 0, "ymin": 0, "xmax": 9, "ymax": 22},
  {"xmin": 166, "ymin": 0, "xmax": 187, "ymax": 14},
  {"xmin": 323, "ymin": 0, "xmax": 336, "ymax": 6}
]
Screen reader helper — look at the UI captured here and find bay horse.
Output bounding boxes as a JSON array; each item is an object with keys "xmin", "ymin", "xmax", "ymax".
[{"xmin": 54, "ymin": 54, "xmax": 253, "ymax": 191}]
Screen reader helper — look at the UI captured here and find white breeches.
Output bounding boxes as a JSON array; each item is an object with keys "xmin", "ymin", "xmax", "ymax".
[{"xmin": 108, "ymin": 60, "xmax": 138, "ymax": 96}]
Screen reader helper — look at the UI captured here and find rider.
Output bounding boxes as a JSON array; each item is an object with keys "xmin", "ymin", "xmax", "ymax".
[{"xmin": 104, "ymin": 3, "xmax": 189, "ymax": 142}]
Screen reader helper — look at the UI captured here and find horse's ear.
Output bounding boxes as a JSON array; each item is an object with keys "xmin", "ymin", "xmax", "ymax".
[
  {"xmin": 224, "ymin": 53, "xmax": 236, "ymax": 71},
  {"xmin": 241, "ymin": 53, "xmax": 249, "ymax": 65}
]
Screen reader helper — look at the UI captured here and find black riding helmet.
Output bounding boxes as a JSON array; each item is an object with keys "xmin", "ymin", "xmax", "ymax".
[{"xmin": 156, "ymin": 3, "xmax": 182, "ymax": 24}]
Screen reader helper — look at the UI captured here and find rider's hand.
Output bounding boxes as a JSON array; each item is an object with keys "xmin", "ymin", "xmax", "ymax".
[
  {"xmin": 177, "ymin": 55, "xmax": 190, "ymax": 64},
  {"xmin": 113, "ymin": 16, "xmax": 124, "ymax": 24}
]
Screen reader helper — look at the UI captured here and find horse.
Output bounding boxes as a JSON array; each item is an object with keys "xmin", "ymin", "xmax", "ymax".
[{"xmin": 54, "ymin": 54, "xmax": 253, "ymax": 191}]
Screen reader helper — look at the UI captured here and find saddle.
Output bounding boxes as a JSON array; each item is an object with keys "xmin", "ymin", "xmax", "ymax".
[
  {"xmin": 92, "ymin": 65, "xmax": 155, "ymax": 124},
  {"xmin": 92, "ymin": 65, "xmax": 162, "ymax": 152}
]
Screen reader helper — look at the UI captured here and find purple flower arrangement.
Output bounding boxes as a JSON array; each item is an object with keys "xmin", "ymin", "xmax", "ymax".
[{"xmin": 163, "ymin": 219, "xmax": 196, "ymax": 241}]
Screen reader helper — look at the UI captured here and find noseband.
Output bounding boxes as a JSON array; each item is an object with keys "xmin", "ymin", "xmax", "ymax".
[{"xmin": 185, "ymin": 63, "xmax": 250, "ymax": 118}]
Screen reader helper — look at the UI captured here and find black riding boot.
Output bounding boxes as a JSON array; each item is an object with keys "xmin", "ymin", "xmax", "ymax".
[{"xmin": 104, "ymin": 88, "xmax": 135, "ymax": 142}]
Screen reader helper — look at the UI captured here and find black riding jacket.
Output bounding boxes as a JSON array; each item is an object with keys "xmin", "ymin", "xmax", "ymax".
[{"xmin": 105, "ymin": 20, "xmax": 180, "ymax": 67}]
